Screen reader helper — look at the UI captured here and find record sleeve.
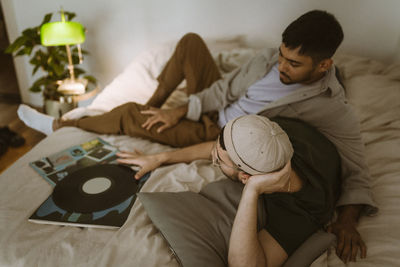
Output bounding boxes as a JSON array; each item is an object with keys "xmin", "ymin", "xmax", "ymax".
[
  {"xmin": 29, "ymin": 164, "xmax": 150, "ymax": 229},
  {"xmin": 30, "ymin": 138, "xmax": 119, "ymax": 187}
]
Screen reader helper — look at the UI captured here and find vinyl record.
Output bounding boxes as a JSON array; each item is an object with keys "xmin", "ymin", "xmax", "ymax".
[{"xmin": 53, "ymin": 164, "xmax": 137, "ymax": 213}]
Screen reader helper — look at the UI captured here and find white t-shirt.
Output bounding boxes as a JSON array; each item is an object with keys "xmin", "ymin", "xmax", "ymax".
[{"xmin": 217, "ymin": 63, "xmax": 302, "ymax": 127}]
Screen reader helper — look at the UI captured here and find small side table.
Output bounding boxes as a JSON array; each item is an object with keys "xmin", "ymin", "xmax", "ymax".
[{"xmin": 44, "ymin": 83, "xmax": 100, "ymax": 118}]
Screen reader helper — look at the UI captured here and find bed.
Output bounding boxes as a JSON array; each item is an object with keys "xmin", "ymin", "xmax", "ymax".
[{"xmin": 0, "ymin": 37, "xmax": 399, "ymax": 267}]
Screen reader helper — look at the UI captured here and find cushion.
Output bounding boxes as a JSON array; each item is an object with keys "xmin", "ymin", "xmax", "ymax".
[
  {"xmin": 283, "ymin": 231, "xmax": 335, "ymax": 267},
  {"xmin": 138, "ymin": 179, "xmax": 335, "ymax": 267},
  {"xmin": 138, "ymin": 179, "xmax": 261, "ymax": 267}
]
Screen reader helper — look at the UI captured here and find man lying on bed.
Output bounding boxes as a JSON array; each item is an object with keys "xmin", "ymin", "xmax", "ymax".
[
  {"xmin": 18, "ymin": 10, "xmax": 376, "ymax": 262},
  {"xmin": 118, "ymin": 114, "xmax": 341, "ymax": 267}
]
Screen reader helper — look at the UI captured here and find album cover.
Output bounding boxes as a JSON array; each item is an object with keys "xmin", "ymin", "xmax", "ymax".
[
  {"xmin": 30, "ymin": 138, "xmax": 118, "ymax": 186},
  {"xmin": 29, "ymin": 164, "xmax": 150, "ymax": 229},
  {"xmin": 29, "ymin": 195, "xmax": 135, "ymax": 229}
]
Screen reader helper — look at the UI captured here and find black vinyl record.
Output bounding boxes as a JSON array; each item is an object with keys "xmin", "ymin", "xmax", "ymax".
[{"xmin": 53, "ymin": 164, "xmax": 137, "ymax": 213}]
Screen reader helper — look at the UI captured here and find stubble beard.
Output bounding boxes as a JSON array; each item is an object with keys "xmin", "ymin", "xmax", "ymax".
[{"xmin": 280, "ymin": 69, "xmax": 316, "ymax": 85}]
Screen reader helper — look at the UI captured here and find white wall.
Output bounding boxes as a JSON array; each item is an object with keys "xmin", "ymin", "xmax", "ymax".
[{"xmin": 2, "ymin": 0, "xmax": 400, "ymax": 105}]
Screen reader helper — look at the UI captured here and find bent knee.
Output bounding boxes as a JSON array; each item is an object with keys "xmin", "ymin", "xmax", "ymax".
[{"xmin": 179, "ymin": 32, "xmax": 204, "ymax": 45}]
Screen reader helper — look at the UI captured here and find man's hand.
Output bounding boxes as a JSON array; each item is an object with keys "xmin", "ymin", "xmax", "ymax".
[
  {"xmin": 117, "ymin": 149, "xmax": 166, "ymax": 179},
  {"xmin": 327, "ymin": 205, "xmax": 366, "ymax": 263},
  {"xmin": 245, "ymin": 161, "xmax": 291, "ymax": 195},
  {"xmin": 141, "ymin": 105, "xmax": 188, "ymax": 133}
]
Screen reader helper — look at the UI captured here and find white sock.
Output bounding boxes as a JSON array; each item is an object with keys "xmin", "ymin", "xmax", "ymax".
[{"xmin": 17, "ymin": 104, "xmax": 54, "ymax": 135}]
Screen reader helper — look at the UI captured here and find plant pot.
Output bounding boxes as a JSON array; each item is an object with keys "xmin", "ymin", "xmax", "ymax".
[
  {"xmin": 43, "ymin": 84, "xmax": 75, "ymax": 119},
  {"xmin": 29, "ymin": 91, "xmax": 44, "ymax": 108}
]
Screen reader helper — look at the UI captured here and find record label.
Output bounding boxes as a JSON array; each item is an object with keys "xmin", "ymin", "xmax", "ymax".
[{"xmin": 82, "ymin": 177, "xmax": 112, "ymax": 194}]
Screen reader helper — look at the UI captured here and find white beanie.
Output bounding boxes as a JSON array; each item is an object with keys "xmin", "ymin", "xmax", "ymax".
[{"xmin": 223, "ymin": 115, "xmax": 293, "ymax": 175}]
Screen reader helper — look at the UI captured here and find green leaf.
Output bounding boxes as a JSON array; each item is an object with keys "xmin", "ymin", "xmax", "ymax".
[
  {"xmin": 71, "ymin": 54, "xmax": 83, "ymax": 64},
  {"xmin": 23, "ymin": 46, "xmax": 33, "ymax": 56},
  {"xmin": 47, "ymin": 54, "xmax": 53, "ymax": 65},
  {"xmin": 84, "ymin": 75, "xmax": 97, "ymax": 84},
  {"xmin": 51, "ymin": 47, "xmax": 67, "ymax": 61},
  {"xmin": 33, "ymin": 33, "xmax": 41, "ymax": 44},
  {"xmin": 33, "ymin": 50, "xmax": 47, "ymax": 70},
  {"xmin": 52, "ymin": 63, "xmax": 65, "ymax": 77},
  {"xmin": 32, "ymin": 76, "xmax": 48, "ymax": 86},
  {"xmin": 74, "ymin": 67, "xmax": 85, "ymax": 77},
  {"xmin": 22, "ymin": 28, "xmax": 39, "ymax": 39},
  {"xmin": 53, "ymin": 51, "xmax": 67, "ymax": 62},
  {"xmin": 29, "ymin": 56, "xmax": 40, "ymax": 66},
  {"xmin": 29, "ymin": 85, "xmax": 42, "ymax": 93},
  {"xmin": 40, "ymin": 13, "xmax": 53, "ymax": 25},
  {"xmin": 16, "ymin": 48, "xmax": 27, "ymax": 56},
  {"xmin": 30, "ymin": 76, "xmax": 49, "ymax": 92},
  {"xmin": 5, "ymin": 36, "xmax": 27, "ymax": 54},
  {"xmin": 4, "ymin": 45, "xmax": 14, "ymax": 54},
  {"xmin": 32, "ymin": 65, "xmax": 41, "ymax": 75},
  {"xmin": 64, "ymin": 11, "xmax": 76, "ymax": 21},
  {"xmin": 71, "ymin": 47, "xmax": 89, "ymax": 54}
]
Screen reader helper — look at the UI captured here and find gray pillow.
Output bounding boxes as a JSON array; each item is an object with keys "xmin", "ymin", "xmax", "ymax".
[
  {"xmin": 138, "ymin": 179, "xmax": 335, "ymax": 267},
  {"xmin": 284, "ymin": 230, "xmax": 335, "ymax": 267},
  {"xmin": 138, "ymin": 179, "xmax": 248, "ymax": 267}
]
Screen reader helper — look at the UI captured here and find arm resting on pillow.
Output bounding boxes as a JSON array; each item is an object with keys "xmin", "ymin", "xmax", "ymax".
[
  {"xmin": 117, "ymin": 141, "xmax": 214, "ymax": 179},
  {"xmin": 228, "ymin": 169, "xmax": 289, "ymax": 267}
]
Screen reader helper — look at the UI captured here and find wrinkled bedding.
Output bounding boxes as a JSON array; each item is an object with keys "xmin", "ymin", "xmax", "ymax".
[
  {"xmin": 0, "ymin": 40, "xmax": 399, "ymax": 266},
  {"xmin": 311, "ymin": 55, "xmax": 400, "ymax": 267}
]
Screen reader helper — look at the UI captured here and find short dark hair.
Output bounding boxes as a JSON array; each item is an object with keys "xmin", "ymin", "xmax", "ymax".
[
  {"xmin": 282, "ymin": 10, "xmax": 344, "ymax": 63},
  {"xmin": 218, "ymin": 126, "xmax": 226, "ymax": 151}
]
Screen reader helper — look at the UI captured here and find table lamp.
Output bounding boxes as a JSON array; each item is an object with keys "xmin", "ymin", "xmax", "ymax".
[{"xmin": 40, "ymin": 10, "xmax": 87, "ymax": 95}]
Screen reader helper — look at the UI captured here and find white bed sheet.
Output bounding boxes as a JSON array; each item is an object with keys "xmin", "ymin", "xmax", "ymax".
[{"xmin": 0, "ymin": 41, "xmax": 399, "ymax": 266}]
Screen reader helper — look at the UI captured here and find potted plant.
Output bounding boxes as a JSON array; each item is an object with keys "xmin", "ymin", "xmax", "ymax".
[{"xmin": 5, "ymin": 10, "xmax": 96, "ymax": 117}]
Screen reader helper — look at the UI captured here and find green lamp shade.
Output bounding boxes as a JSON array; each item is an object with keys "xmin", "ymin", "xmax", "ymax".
[{"xmin": 40, "ymin": 21, "xmax": 85, "ymax": 46}]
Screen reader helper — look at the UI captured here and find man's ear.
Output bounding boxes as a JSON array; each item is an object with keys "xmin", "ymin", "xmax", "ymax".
[
  {"xmin": 318, "ymin": 58, "xmax": 333, "ymax": 72},
  {"xmin": 238, "ymin": 171, "xmax": 251, "ymax": 184}
]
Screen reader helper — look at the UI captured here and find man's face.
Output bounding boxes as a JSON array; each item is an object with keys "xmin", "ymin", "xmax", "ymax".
[
  {"xmin": 211, "ymin": 140, "xmax": 242, "ymax": 182},
  {"xmin": 278, "ymin": 43, "xmax": 326, "ymax": 85}
]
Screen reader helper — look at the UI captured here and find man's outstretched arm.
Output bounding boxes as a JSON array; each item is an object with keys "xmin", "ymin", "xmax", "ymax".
[
  {"xmin": 117, "ymin": 141, "xmax": 214, "ymax": 179},
  {"xmin": 327, "ymin": 204, "xmax": 366, "ymax": 263}
]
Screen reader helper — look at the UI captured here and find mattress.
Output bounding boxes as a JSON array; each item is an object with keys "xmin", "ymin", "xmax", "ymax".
[{"xmin": 0, "ymin": 40, "xmax": 399, "ymax": 267}]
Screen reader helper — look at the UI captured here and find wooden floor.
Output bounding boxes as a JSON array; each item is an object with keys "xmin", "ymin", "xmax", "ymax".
[{"xmin": 0, "ymin": 13, "xmax": 46, "ymax": 174}]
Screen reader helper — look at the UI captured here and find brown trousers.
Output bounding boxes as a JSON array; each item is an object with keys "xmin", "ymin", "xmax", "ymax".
[{"xmin": 59, "ymin": 33, "xmax": 222, "ymax": 147}]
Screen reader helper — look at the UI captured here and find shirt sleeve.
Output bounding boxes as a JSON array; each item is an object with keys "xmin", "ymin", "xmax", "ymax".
[{"xmin": 186, "ymin": 95, "xmax": 202, "ymax": 121}]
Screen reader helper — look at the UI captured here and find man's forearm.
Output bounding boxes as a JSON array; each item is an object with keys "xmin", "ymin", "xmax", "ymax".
[
  {"xmin": 336, "ymin": 204, "xmax": 364, "ymax": 224},
  {"xmin": 158, "ymin": 141, "xmax": 214, "ymax": 165},
  {"xmin": 228, "ymin": 185, "xmax": 265, "ymax": 267}
]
